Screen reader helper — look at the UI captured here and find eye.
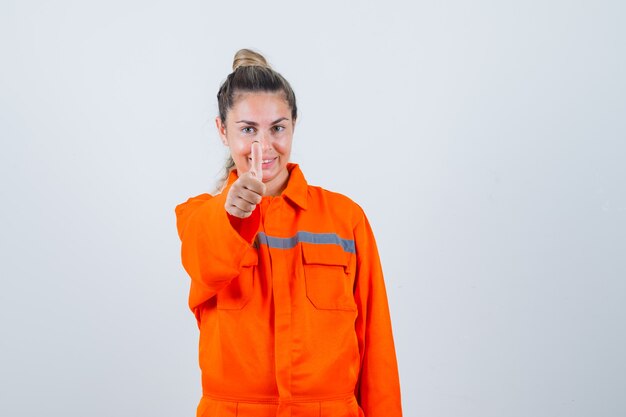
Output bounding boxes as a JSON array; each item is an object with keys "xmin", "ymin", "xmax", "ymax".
[
  {"xmin": 273, "ymin": 125, "xmax": 285, "ymax": 133},
  {"xmin": 241, "ymin": 126, "xmax": 255, "ymax": 134}
]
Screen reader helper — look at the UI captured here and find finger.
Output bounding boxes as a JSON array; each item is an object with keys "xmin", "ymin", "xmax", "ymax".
[
  {"xmin": 226, "ymin": 205, "xmax": 252, "ymax": 219},
  {"xmin": 250, "ymin": 141, "xmax": 263, "ymax": 180},
  {"xmin": 240, "ymin": 175, "xmax": 266, "ymax": 196},
  {"xmin": 233, "ymin": 196, "xmax": 257, "ymax": 212},
  {"xmin": 237, "ymin": 188, "xmax": 263, "ymax": 206}
]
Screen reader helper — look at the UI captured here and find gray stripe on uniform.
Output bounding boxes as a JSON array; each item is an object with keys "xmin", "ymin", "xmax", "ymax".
[{"xmin": 256, "ymin": 231, "xmax": 355, "ymax": 254}]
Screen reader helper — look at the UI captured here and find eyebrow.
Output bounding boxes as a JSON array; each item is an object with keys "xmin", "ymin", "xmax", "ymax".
[{"xmin": 235, "ymin": 117, "xmax": 290, "ymax": 126}]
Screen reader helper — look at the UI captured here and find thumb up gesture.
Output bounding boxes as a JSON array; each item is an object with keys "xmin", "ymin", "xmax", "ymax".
[{"xmin": 224, "ymin": 142, "xmax": 266, "ymax": 218}]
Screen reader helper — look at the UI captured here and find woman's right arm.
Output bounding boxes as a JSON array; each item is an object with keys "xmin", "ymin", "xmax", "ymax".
[{"xmin": 175, "ymin": 190, "xmax": 260, "ymax": 318}]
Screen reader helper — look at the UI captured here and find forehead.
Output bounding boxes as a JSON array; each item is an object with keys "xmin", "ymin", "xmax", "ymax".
[{"xmin": 229, "ymin": 92, "xmax": 291, "ymax": 122}]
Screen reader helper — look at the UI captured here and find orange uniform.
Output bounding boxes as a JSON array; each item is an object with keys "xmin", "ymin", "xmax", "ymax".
[{"xmin": 175, "ymin": 163, "xmax": 402, "ymax": 417}]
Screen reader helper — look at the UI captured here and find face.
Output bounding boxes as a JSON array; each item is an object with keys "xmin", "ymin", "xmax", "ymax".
[{"xmin": 216, "ymin": 91, "xmax": 295, "ymax": 195}]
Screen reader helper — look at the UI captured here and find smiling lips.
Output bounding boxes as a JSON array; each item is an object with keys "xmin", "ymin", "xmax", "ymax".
[{"xmin": 250, "ymin": 156, "xmax": 278, "ymax": 167}]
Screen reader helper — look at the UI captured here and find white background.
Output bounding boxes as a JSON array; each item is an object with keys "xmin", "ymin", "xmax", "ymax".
[{"xmin": 1, "ymin": 0, "xmax": 625, "ymax": 416}]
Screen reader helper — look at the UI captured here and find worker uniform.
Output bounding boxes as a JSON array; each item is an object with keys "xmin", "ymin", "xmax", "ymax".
[{"xmin": 175, "ymin": 163, "xmax": 402, "ymax": 417}]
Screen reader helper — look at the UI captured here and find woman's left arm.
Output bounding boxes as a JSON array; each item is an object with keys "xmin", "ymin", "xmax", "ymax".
[{"xmin": 353, "ymin": 211, "xmax": 403, "ymax": 417}]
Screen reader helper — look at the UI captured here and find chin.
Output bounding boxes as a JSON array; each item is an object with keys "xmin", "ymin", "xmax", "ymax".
[{"xmin": 263, "ymin": 165, "xmax": 287, "ymax": 183}]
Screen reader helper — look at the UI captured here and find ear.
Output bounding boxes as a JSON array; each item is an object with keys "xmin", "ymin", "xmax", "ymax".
[{"xmin": 215, "ymin": 116, "xmax": 228, "ymax": 146}]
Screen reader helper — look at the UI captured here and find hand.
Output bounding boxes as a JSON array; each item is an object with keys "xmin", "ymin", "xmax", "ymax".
[{"xmin": 224, "ymin": 142, "xmax": 266, "ymax": 218}]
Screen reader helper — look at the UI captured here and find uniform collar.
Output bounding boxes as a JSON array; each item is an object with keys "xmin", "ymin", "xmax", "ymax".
[{"xmin": 226, "ymin": 163, "xmax": 308, "ymax": 210}]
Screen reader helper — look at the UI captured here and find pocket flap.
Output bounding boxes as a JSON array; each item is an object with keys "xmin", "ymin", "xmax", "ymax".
[{"xmin": 301, "ymin": 243, "xmax": 350, "ymax": 268}]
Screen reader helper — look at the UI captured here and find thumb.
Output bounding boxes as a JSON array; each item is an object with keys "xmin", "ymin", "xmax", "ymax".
[{"xmin": 250, "ymin": 141, "xmax": 263, "ymax": 181}]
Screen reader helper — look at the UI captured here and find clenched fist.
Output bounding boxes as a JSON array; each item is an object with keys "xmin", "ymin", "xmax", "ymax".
[{"xmin": 225, "ymin": 142, "xmax": 266, "ymax": 218}]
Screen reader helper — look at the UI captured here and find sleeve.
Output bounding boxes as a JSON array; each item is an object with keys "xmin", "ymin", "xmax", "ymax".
[
  {"xmin": 353, "ymin": 211, "xmax": 403, "ymax": 417},
  {"xmin": 175, "ymin": 191, "xmax": 261, "ymax": 320}
]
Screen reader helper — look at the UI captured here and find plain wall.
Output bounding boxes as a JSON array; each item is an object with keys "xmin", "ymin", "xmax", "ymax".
[{"xmin": 1, "ymin": 0, "xmax": 625, "ymax": 416}]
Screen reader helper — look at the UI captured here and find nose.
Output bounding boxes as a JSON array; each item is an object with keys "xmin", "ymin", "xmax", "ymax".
[{"xmin": 256, "ymin": 132, "xmax": 272, "ymax": 152}]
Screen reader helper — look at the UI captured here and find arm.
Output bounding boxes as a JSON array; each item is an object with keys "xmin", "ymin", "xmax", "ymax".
[
  {"xmin": 175, "ymin": 191, "xmax": 260, "ymax": 319},
  {"xmin": 353, "ymin": 212, "xmax": 403, "ymax": 416}
]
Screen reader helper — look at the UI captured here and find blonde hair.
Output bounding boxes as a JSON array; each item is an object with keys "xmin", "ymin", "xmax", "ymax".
[
  {"xmin": 215, "ymin": 49, "xmax": 297, "ymax": 191},
  {"xmin": 232, "ymin": 48, "xmax": 269, "ymax": 70}
]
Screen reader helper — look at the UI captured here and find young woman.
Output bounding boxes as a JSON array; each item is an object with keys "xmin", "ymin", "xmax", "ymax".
[{"xmin": 175, "ymin": 49, "xmax": 402, "ymax": 417}]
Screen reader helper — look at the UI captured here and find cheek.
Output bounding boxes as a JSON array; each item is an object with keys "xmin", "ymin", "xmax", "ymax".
[
  {"xmin": 274, "ymin": 135, "xmax": 293, "ymax": 154},
  {"xmin": 229, "ymin": 139, "xmax": 249, "ymax": 156}
]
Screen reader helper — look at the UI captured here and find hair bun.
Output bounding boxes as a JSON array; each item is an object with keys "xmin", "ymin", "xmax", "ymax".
[{"xmin": 232, "ymin": 48, "xmax": 270, "ymax": 71}]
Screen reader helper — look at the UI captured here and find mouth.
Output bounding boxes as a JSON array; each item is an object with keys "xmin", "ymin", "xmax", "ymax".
[{"xmin": 249, "ymin": 156, "xmax": 278, "ymax": 166}]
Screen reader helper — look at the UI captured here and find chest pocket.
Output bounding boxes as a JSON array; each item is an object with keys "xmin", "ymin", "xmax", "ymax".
[
  {"xmin": 302, "ymin": 243, "xmax": 356, "ymax": 311},
  {"xmin": 217, "ymin": 249, "xmax": 257, "ymax": 310}
]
